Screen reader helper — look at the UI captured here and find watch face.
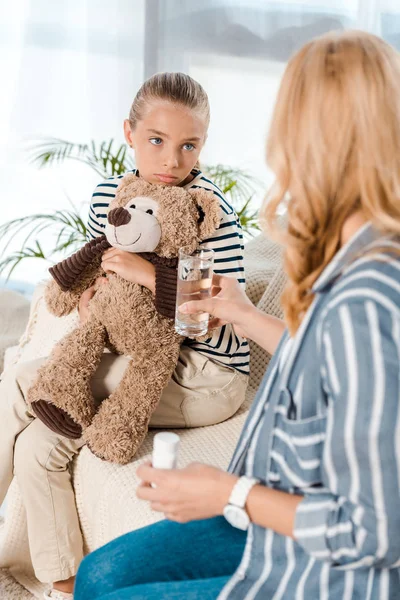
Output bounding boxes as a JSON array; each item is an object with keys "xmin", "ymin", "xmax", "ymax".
[{"xmin": 223, "ymin": 505, "xmax": 250, "ymax": 531}]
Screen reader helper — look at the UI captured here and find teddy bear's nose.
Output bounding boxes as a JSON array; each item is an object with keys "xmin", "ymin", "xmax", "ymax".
[{"xmin": 108, "ymin": 207, "xmax": 131, "ymax": 227}]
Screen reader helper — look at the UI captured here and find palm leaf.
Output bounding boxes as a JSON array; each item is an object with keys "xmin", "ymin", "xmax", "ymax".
[
  {"xmin": 0, "ymin": 242, "xmax": 47, "ymax": 281},
  {"xmin": 26, "ymin": 138, "xmax": 135, "ymax": 178},
  {"xmin": 203, "ymin": 164, "xmax": 262, "ymax": 235},
  {"xmin": 0, "ymin": 207, "xmax": 87, "ymax": 279}
]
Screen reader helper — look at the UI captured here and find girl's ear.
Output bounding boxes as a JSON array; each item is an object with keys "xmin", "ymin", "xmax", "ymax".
[
  {"xmin": 188, "ymin": 188, "xmax": 221, "ymax": 240},
  {"xmin": 123, "ymin": 119, "xmax": 134, "ymax": 148}
]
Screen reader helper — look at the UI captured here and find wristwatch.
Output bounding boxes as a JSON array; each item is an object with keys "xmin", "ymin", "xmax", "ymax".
[{"xmin": 223, "ymin": 476, "xmax": 259, "ymax": 530}]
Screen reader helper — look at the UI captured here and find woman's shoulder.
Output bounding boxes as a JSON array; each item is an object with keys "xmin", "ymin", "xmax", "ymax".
[{"xmin": 326, "ymin": 241, "xmax": 400, "ymax": 316}]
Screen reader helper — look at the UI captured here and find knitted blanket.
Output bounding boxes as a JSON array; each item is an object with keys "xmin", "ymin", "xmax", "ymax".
[{"xmin": 0, "ymin": 233, "xmax": 285, "ymax": 598}]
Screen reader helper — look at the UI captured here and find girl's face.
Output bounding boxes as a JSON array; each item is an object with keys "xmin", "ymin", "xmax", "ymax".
[{"xmin": 124, "ymin": 100, "xmax": 207, "ymax": 186}]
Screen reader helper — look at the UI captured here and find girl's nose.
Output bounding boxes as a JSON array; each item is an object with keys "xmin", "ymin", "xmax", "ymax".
[{"xmin": 163, "ymin": 153, "xmax": 179, "ymax": 169}]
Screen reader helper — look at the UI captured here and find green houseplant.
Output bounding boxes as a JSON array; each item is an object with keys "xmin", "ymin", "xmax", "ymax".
[{"xmin": 0, "ymin": 138, "xmax": 261, "ymax": 279}]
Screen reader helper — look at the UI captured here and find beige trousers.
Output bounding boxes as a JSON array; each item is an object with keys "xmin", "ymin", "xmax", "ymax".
[{"xmin": 0, "ymin": 346, "xmax": 247, "ymax": 583}]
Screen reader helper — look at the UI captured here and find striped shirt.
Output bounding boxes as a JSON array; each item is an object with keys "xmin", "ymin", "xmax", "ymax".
[
  {"xmin": 86, "ymin": 169, "xmax": 250, "ymax": 375},
  {"xmin": 220, "ymin": 223, "xmax": 400, "ymax": 599}
]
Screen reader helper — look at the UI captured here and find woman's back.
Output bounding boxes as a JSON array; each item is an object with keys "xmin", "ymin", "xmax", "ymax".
[{"xmin": 225, "ymin": 225, "xmax": 400, "ymax": 599}]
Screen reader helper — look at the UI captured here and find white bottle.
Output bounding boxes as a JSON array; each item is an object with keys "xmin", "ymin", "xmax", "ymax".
[{"xmin": 152, "ymin": 432, "xmax": 180, "ymax": 470}]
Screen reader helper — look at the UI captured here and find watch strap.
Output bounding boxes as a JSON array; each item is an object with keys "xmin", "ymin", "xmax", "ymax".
[{"xmin": 228, "ymin": 476, "xmax": 259, "ymax": 509}]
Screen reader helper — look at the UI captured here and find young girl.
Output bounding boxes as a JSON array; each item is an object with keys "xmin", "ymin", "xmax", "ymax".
[
  {"xmin": 0, "ymin": 73, "xmax": 248, "ymax": 599},
  {"xmin": 74, "ymin": 31, "xmax": 400, "ymax": 600}
]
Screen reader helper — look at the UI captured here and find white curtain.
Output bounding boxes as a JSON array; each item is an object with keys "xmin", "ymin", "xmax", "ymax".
[
  {"xmin": 149, "ymin": 0, "xmax": 400, "ymax": 186},
  {"xmin": 0, "ymin": 0, "xmax": 145, "ymax": 284}
]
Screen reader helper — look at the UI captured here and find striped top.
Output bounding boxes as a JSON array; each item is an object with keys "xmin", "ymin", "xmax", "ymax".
[
  {"xmin": 220, "ymin": 223, "xmax": 400, "ymax": 600},
  {"xmin": 86, "ymin": 169, "xmax": 250, "ymax": 375}
]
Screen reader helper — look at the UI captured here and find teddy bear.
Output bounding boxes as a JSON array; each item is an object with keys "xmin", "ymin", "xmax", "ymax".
[{"xmin": 27, "ymin": 173, "xmax": 220, "ymax": 464}]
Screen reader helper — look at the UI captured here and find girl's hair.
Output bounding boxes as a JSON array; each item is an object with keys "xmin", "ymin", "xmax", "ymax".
[
  {"xmin": 128, "ymin": 72, "xmax": 210, "ymax": 130},
  {"xmin": 262, "ymin": 30, "xmax": 400, "ymax": 334}
]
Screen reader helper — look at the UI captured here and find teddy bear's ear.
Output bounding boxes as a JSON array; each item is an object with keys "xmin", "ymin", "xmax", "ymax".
[{"xmin": 188, "ymin": 188, "xmax": 221, "ymax": 240}]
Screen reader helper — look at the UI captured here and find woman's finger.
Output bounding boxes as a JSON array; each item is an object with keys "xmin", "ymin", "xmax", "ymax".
[
  {"xmin": 150, "ymin": 502, "xmax": 169, "ymax": 513},
  {"xmin": 212, "ymin": 273, "xmax": 223, "ymax": 287},
  {"xmin": 137, "ymin": 480, "xmax": 152, "ymax": 489},
  {"xmin": 136, "ymin": 485, "xmax": 161, "ymax": 502},
  {"xmin": 136, "ymin": 463, "xmax": 168, "ymax": 486},
  {"xmin": 210, "ymin": 284, "xmax": 222, "ymax": 297},
  {"xmin": 179, "ymin": 298, "xmax": 216, "ymax": 316},
  {"xmin": 208, "ymin": 317, "xmax": 224, "ymax": 329},
  {"xmin": 164, "ymin": 513, "xmax": 178, "ymax": 521}
]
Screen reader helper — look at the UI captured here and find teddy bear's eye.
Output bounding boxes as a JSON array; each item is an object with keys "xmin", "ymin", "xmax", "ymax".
[
  {"xmin": 130, "ymin": 204, "xmax": 136, "ymax": 209},
  {"xmin": 146, "ymin": 209, "xmax": 153, "ymax": 215}
]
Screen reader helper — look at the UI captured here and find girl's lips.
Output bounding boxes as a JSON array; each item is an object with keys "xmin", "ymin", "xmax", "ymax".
[{"xmin": 155, "ymin": 174, "xmax": 179, "ymax": 183}]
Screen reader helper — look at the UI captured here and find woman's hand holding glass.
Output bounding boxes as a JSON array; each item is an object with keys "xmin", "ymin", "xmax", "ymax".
[
  {"xmin": 179, "ymin": 274, "xmax": 255, "ymax": 339},
  {"xmin": 180, "ymin": 273, "xmax": 285, "ymax": 355}
]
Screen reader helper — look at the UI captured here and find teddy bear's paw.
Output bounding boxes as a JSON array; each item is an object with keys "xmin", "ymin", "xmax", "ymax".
[
  {"xmin": 84, "ymin": 422, "xmax": 139, "ymax": 465},
  {"xmin": 31, "ymin": 400, "xmax": 83, "ymax": 439},
  {"xmin": 28, "ymin": 377, "xmax": 96, "ymax": 433}
]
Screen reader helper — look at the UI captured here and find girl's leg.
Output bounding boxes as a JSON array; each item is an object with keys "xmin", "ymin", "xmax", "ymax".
[
  {"xmin": 0, "ymin": 358, "xmax": 47, "ymax": 504},
  {"xmin": 74, "ymin": 517, "xmax": 246, "ymax": 600},
  {"xmin": 97, "ymin": 576, "xmax": 230, "ymax": 600},
  {"xmin": 89, "ymin": 347, "xmax": 249, "ymax": 429},
  {"xmin": 149, "ymin": 345, "xmax": 249, "ymax": 428},
  {"xmin": 13, "ymin": 416, "xmax": 85, "ymax": 587}
]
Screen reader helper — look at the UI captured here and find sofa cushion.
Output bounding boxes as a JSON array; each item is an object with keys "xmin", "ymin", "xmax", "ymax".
[
  {"xmin": 0, "ymin": 233, "xmax": 285, "ymax": 599},
  {"xmin": 0, "ymin": 290, "xmax": 30, "ymax": 375}
]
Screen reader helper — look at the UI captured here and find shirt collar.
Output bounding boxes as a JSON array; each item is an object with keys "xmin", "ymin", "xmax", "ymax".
[{"xmin": 312, "ymin": 222, "xmax": 381, "ymax": 293}]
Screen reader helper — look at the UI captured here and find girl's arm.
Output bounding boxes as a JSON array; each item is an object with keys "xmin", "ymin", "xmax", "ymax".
[
  {"xmin": 85, "ymin": 178, "xmax": 156, "ymax": 290},
  {"xmin": 100, "ymin": 248, "xmax": 155, "ymax": 291}
]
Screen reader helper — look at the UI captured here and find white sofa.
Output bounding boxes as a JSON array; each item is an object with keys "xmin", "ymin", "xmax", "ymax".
[{"xmin": 0, "ymin": 234, "xmax": 285, "ymax": 599}]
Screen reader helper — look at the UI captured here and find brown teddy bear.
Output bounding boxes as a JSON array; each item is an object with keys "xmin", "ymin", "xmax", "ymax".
[{"xmin": 27, "ymin": 174, "xmax": 220, "ymax": 464}]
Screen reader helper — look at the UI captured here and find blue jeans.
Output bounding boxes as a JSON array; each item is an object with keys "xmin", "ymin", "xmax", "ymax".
[{"xmin": 74, "ymin": 516, "xmax": 246, "ymax": 600}]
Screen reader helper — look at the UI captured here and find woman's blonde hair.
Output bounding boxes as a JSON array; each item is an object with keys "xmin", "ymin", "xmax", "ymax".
[
  {"xmin": 263, "ymin": 30, "xmax": 400, "ymax": 334},
  {"xmin": 128, "ymin": 72, "xmax": 210, "ymax": 130}
]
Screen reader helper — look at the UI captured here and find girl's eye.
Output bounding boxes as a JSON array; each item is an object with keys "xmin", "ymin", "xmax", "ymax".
[
  {"xmin": 146, "ymin": 209, "xmax": 153, "ymax": 215},
  {"xmin": 130, "ymin": 204, "xmax": 136, "ymax": 209},
  {"xmin": 149, "ymin": 137, "xmax": 162, "ymax": 146},
  {"xmin": 183, "ymin": 143, "xmax": 195, "ymax": 151}
]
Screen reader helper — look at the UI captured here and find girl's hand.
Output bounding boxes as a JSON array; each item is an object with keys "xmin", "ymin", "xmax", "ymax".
[
  {"xmin": 136, "ymin": 462, "xmax": 238, "ymax": 523},
  {"xmin": 78, "ymin": 277, "xmax": 108, "ymax": 325},
  {"xmin": 101, "ymin": 248, "xmax": 155, "ymax": 292},
  {"xmin": 179, "ymin": 274, "xmax": 255, "ymax": 338}
]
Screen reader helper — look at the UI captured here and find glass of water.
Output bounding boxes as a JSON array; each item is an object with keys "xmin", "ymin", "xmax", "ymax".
[{"xmin": 175, "ymin": 246, "xmax": 214, "ymax": 337}]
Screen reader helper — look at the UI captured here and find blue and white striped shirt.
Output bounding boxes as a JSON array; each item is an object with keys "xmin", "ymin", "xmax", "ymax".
[
  {"xmin": 221, "ymin": 223, "xmax": 400, "ymax": 599},
  {"xmin": 86, "ymin": 169, "xmax": 250, "ymax": 375}
]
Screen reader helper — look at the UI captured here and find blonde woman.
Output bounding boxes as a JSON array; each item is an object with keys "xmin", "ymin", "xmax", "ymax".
[{"xmin": 75, "ymin": 31, "xmax": 400, "ymax": 600}]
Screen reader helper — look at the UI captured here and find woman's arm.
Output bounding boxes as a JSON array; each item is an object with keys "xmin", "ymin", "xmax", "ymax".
[
  {"xmin": 180, "ymin": 273, "xmax": 285, "ymax": 356},
  {"xmin": 293, "ymin": 297, "xmax": 400, "ymax": 568},
  {"xmin": 136, "ymin": 463, "xmax": 302, "ymax": 538}
]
